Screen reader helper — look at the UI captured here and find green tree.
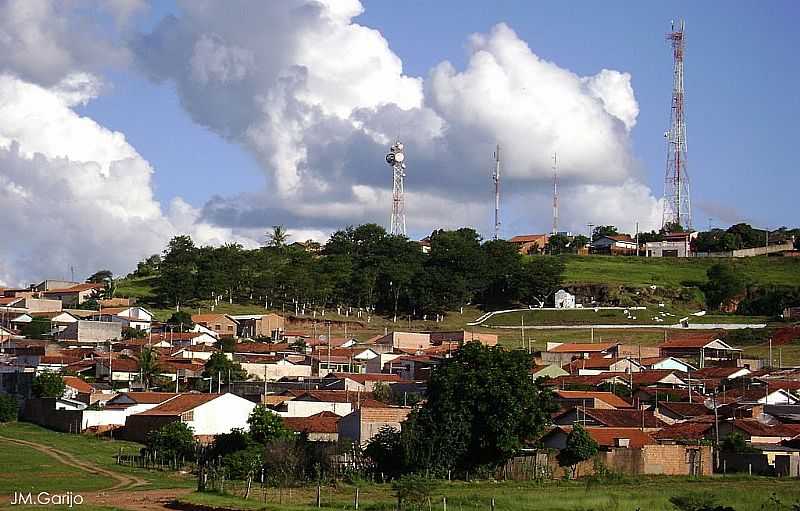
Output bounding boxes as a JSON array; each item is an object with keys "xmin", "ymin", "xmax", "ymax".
[
  {"xmin": 21, "ymin": 318, "xmax": 52, "ymax": 338},
  {"xmin": 203, "ymin": 352, "xmax": 247, "ymax": 384},
  {"xmin": 556, "ymin": 424, "xmax": 599, "ymax": 478},
  {"xmin": 392, "ymin": 474, "xmax": 438, "ymax": 511},
  {"xmin": 122, "ymin": 326, "xmax": 147, "ymax": 340},
  {"xmin": 480, "ymin": 239, "xmax": 522, "ymax": 306},
  {"xmin": 516, "ymin": 257, "xmax": 565, "ymax": 307},
  {"xmin": 266, "ymin": 225, "xmax": 290, "ymax": 247},
  {"xmin": 166, "ymin": 310, "xmax": 194, "ymax": 328},
  {"xmin": 0, "ymin": 394, "xmax": 18, "ymax": 422},
  {"xmin": 87, "ymin": 270, "xmax": 113, "ymax": 284},
  {"xmin": 156, "ymin": 235, "xmax": 198, "ymax": 309},
  {"xmin": 592, "ymin": 225, "xmax": 618, "ymax": 242},
  {"xmin": 545, "ymin": 234, "xmax": 571, "ymax": 255},
  {"xmin": 248, "ymin": 404, "xmax": 291, "ymax": 444},
  {"xmin": 365, "ymin": 425, "xmax": 404, "ymax": 479},
  {"xmin": 32, "ymin": 371, "xmax": 65, "ymax": 398},
  {"xmin": 572, "ymin": 235, "xmax": 590, "ymax": 251},
  {"xmin": 403, "ymin": 343, "xmax": 556, "ymax": 473},
  {"xmin": 138, "ymin": 346, "xmax": 162, "ymax": 391},
  {"xmin": 146, "ymin": 421, "xmax": 196, "ymax": 461},
  {"xmin": 372, "ymin": 381, "xmax": 392, "ymax": 403},
  {"xmin": 702, "ymin": 263, "xmax": 746, "ymax": 310}
]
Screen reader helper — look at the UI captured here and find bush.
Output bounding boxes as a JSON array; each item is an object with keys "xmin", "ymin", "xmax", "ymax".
[
  {"xmin": 669, "ymin": 493, "xmax": 735, "ymax": 511},
  {"xmin": 146, "ymin": 421, "xmax": 196, "ymax": 461},
  {"xmin": 392, "ymin": 474, "xmax": 438, "ymax": 511},
  {"xmin": 222, "ymin": 447, "xmax": 263, "ymax": 480},
  {"xmin": 0, "ymin": 394, "xmax": 18, "ymax": 422},
  {"xmin": 557, "ymin": 424, "xmax": 599, "ymax": 478},
  {"xmin": 32, "ymin": 371, "xmax": 65, "ymax": 398},
  {"xmin": 248, "ymin": 405, "xmax": 291, "ymax": 444},
  {"xmin": 365, "ymin": 426, "xmax": 404, "ymax": 479}
]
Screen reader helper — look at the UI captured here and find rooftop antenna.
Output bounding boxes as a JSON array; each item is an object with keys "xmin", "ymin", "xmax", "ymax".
[
  {"xmin": 662, "ymin": 18, "xmax": 692, "ymax": 230},
  {"xmin": 552, "ymin": 153, "xmax": 559, "ymax": 235},
  {"xmin": 386, "ymin": 141, "xmax": 407, "ymax": 236},
  {"xmin": 492, "ymin": 144, "xmax": 501, "ymax": 240}
]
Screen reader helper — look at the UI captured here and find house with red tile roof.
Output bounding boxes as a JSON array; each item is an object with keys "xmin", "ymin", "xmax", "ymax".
[
  {"xmin": 324, "ymin": 372, "xmax": 402, "ymax": 391},
  {"xmin": 655, "ymin": 402, "xmax": 712, "ymax": 423},
  {"xmin": 541, "ymin": 426, "xmax": 656, "ymax": 450},
  {"xmin": 42, "ymin": 283, "xmax": 105, "ymax": 307},
  {"xmin": 553, "ymin": 407, "xmax": 666, "ymax": 431},
  {"xmin": 275, "ymin": 390, "xmax": 387, "ymax": 418},
  {"xmin": 123, "ymin": 392, "xmax": 257, "ymax": 443},
  {"xmin": 283, "ymin": 411, "xmax": 340, "ymax": 442},
  {"xmin": 553, "ymin": 390, "xmax": 632, "ymax": 409},
  {"xmin": 658, "ymin": 336, "xmax": 740, "ymax": 367},
  {"xmin": 562, "ymin": 356, "xmax": 643, "ymax": 376}
]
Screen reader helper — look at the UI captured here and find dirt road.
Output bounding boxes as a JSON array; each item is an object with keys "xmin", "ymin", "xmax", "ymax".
[{"xmin": 0, "ymin": 435, "xmax": 192, "ymax": 510}]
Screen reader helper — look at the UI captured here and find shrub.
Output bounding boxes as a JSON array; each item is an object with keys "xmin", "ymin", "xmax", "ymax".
[
  {"xmin": 146, "ymin": 421, "xmax": 196, "ymax": 461},
  {"xmin": 364, "ymin": 425, "xmax": 404, "ymax": 479},
  {"xmin": 392, "ymin": 474, "xmax": 438, "ymax": 511},
  {"xmin": 669, "ymin": 493, "xmax": 735, "ymax": 511},
  {"xmin": 32, "ymin": 371, "xmax": 65, "ymax": 398},
  {"xmin": 0, "ymin": 394, "xmax": 18, "ymax": 422},
  {"xmin": 222, "ymin": 447, "xmax": 263, "ymax": 480}
]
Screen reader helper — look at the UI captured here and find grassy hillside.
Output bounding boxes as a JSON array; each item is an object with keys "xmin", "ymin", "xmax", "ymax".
[{"xmin": 563, "ymin": 255, "xmax": 800, "ymax": 288}]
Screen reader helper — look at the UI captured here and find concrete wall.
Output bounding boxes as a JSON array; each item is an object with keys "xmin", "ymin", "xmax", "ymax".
[
  {"xmin": 19, "ymin": 298, "xmax": 63, "ymax": 313},
  {"xmin": 240, "ymin": 362, "xmax": 312, "ymax": 381},
  {"xmin": 694, "ymin": 241, "xmax": 795, "ymax": 258},
  {"xmin": 58, "ymin": 320, "xmax": 121, "ymax": 343}
]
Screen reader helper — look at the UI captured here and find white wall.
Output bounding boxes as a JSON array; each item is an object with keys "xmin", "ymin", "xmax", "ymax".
[
  {"xmin": 282, "ymin": 400, "xmax": 353, "ymax": 418},
  {"xmin": 188, "ymin": 393, "xmax": 256, "ymax": 436}
]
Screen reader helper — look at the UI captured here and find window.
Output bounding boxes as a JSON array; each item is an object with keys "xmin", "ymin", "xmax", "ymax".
[
  {"xmin": 180, "ymin": 410, "xmax": 194, "ymax": 422},
  {"xmin": 227, "ymin": 326, "xmax": 233, "ymax": 332},
  {"xmin": 215, "ymin": 324, "xmax": 221, "ymax": 330}
]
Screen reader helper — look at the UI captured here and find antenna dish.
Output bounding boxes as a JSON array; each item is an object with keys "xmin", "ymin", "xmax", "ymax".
[{"xmin": 394, "ymin": 152, "xmax": 405, "ymax": 163}]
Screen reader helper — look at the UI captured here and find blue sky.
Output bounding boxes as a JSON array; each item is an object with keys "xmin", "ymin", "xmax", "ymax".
[{"xmin": 78, "ymin": 1, "xmax": 800, "ymax": 231}]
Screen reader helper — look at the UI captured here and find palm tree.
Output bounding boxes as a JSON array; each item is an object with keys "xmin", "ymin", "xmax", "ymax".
[
  {"xmin": 266, "ymin": 225, "xmax": 290, "ymax": 247},
  {"xmin": 138, "ymin": 346, "xmax": 161, "ymax": 391}
]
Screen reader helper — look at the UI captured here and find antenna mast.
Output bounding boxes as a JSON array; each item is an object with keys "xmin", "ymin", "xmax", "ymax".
[
  {"xmin": 552, "ymin": 153, "xmax": 559, "ymax": 235},
  {"xmin": 492, "ymin": 144, "xmax": 501, "ymax": 240},
  {"xmin": 662, "ymin": 19, "xmax": 691, "ymax": 230},
  {"xmin": 386, "ymin": 141, "xmax": 407, "ymax": 236}
]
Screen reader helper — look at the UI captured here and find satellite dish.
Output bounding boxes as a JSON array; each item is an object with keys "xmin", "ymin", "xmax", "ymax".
[
  {"xmin": 395, "ymin": 142, "xmax": 404, "ymax": 151},
  {"xmin": 394, "ymin": 152, "xmax": 405, "ymax": 163},
  {"xmin": 386, "ymin": 153, "xmax": 396, "ymax": 165}
]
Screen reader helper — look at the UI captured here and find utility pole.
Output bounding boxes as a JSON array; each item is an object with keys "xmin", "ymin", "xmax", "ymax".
[
  {"xmin": 552, "ymin": 153, "xmax": 559, "ymax": 235},
  {"xmin": 635, "ymin": 221, "xmax": 640, "ymax": 257},
  {"xmin": 492, "ymin": 144, "xmax": 501, "ymax": 240}
]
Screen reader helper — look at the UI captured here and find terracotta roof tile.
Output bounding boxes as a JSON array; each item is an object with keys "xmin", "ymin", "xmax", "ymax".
[
  {"xmin": 283, "ymin": 411, "xmax": 340, "ymax": 434},
  {"xmin": 134, "ymin": 393, "xmax": 221, "ymax": 415}
]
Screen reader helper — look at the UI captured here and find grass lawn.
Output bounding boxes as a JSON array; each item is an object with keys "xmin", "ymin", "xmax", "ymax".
[
  {"xmin": 179, "ymin": 477, "xmax": 800, "ymax": 511},
  {"xmin": 563, "ymin": 255, "xmax": 800, "ymax": 288},
  {"xmin": 0, "ymin": 422, "xmax": 195, "ymax": 491},
  {"xmin": 0, "ymin": 437, "xmax": 110, "ymax": 494}
]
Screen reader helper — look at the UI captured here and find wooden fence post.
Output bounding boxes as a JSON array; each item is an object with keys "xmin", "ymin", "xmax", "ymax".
[
  {"xmin": 354, "ymin": 487, "xmax": 359, "ymax": 510},
  {"xmin": 317, "ymin": 485, "xmax": 321, "ymax": 508},
  {"xmin": 491, "ymin": 498, "xmax": 495, "ymax": 511}
]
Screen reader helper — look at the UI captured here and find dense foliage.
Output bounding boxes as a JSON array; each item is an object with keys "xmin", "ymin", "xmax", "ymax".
[
  {"xmin": 146, "ymin": 421, "xmax": 196, "ymax": 461},
  {"xmin": 248, "ymin": 404, "xmax": 292, "ymax": 444},
  {"xmin": 556, "ymin": 424, "xmax": 599, "ymax": 478},
  {"xmin": 0, "ymin": 394, "xmax": 18, "ymax": 422},
  {"xmin": 702, "ymin": 264, "xmax": 747, "ymax": 310},
  {"xmin": 141, "ymin": 224, "xmax": 566, "ymax": 315},
  {"xmin": 203, "ymin": 352, "xmax": 247, "ymax": 385},
  {"xmin": 401, "ymin": 342, "xmax": 556, "ymax": 475},
  {"xmin": 31, "ymin": 371, "xmax": 65, "ymax": 398},
  {"xmin": 693, "ymin": 224, "xmax": 799, "ymax": 253}
]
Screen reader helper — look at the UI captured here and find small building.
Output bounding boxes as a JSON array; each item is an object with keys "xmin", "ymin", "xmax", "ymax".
[
  {"xmin": 646, "ymin": 232, "xmax": 697, "ymax": 258},
  {"xmin": 563, "ymin": 356, "xmax": 643, "ymax": 376},
  {"xmin": 275, "ymin": 390, "xmax": 387, "ymax": 418},
  {"xmin": 230, "ymin": 313, "xmax": 285, "ymax": 339},
  {"xmin": 236, "ymin": 354, "xmax": 312, "ymax": 380},
  {"xmin": 324, "ymin": 372, "xmax": 402, "ymax": 392},
  {"xmin": 554, "ymin": 290, "xmax": 576, "ymax": 309},
  {"xmin": 56, "ymin": 320, "xmax": 121, "ymax": 344},
  {"xmin": 282, "ymin": 411, "xmax": 340, "ymax": 442},
  {"xmin": 553, "ymin": 390, "xmax": 632, "ymax": 410},
  {"xmin": 658, "ymin": 337, "xmax": 741, "ymax": 368},
  {"xmin": 337, "ymin": 406, "xmax": 411, "ymax": 445},
  {"xmin": 42, "ymin": 283, "xmax": 105, "ymax": 307},
  {"xmin": 191, "ymin": 314, "xmax": 240, "ymax": 338},
  {"xmin": 374, "ymin": 332, "xmax": 431, "ymax": 351},
  {"xmin": 123, "ymin": 393, "xmax": 257, "ymax": 443},
  {"xmin": 426, "ymin": 330, "xmax": 498, "ymax": 347},
  {"xmin": 541, "ymin": 426, "xmax": 656, "ymax": 450},
  {"xmin": 542, "ymin": 342, "xmax": 620, "ymax": 365},
  {"xmin": 92, "ymin": 306, "xmax": 154, "ymax": 332},
  {"xmin": 509, "ymin": 234, "xmax": 549, "ymax": 255},
  {"xmin": 591, "ymin": 235, "xmax": 638, "ymax": 256}
]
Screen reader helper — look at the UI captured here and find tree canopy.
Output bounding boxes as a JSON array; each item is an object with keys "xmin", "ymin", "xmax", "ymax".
[
  {"xmin": 32, "ymin": 371, "xmax": 65, "ymax": 398},
  {"xmin": 402, "ymin": 342, "xmax": 556, "ymax": 474},
  {"xmin": 702, "ymin": 263, "xmax": 747, "ymax": 310}
]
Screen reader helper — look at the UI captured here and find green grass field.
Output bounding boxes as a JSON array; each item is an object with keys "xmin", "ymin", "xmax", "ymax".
[
  {"xmin": 563, "ymin": 255, "xmax": 800, "ymax": 288},
  {"xmin": 179, "ymin": 477, "xmax": 800, "ymax": 511},
  {"xmin": 0, "ymin": 423, "xmax": 195, "ymax": 490}
]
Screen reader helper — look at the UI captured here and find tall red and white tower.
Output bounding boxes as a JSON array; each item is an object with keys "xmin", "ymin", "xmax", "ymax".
[{"xmin": 662, "ymin": 19, "xmax": 692, "ymax": 230}]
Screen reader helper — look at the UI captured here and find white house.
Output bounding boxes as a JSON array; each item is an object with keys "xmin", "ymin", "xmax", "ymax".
[
  {"xmin": 554, "ymin": 289, "xmax": 576, "ymax": 309},
  {"xmin": 640, "ymin": 356, "xmax": 696, "ymax": 373},
  {"xmin": 93, "ymin": 306, "xmax": 154, "ymax": 332},
  {"xmin": 124, "ymin": 393, "xmax": 257, "ymax": 442}
]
